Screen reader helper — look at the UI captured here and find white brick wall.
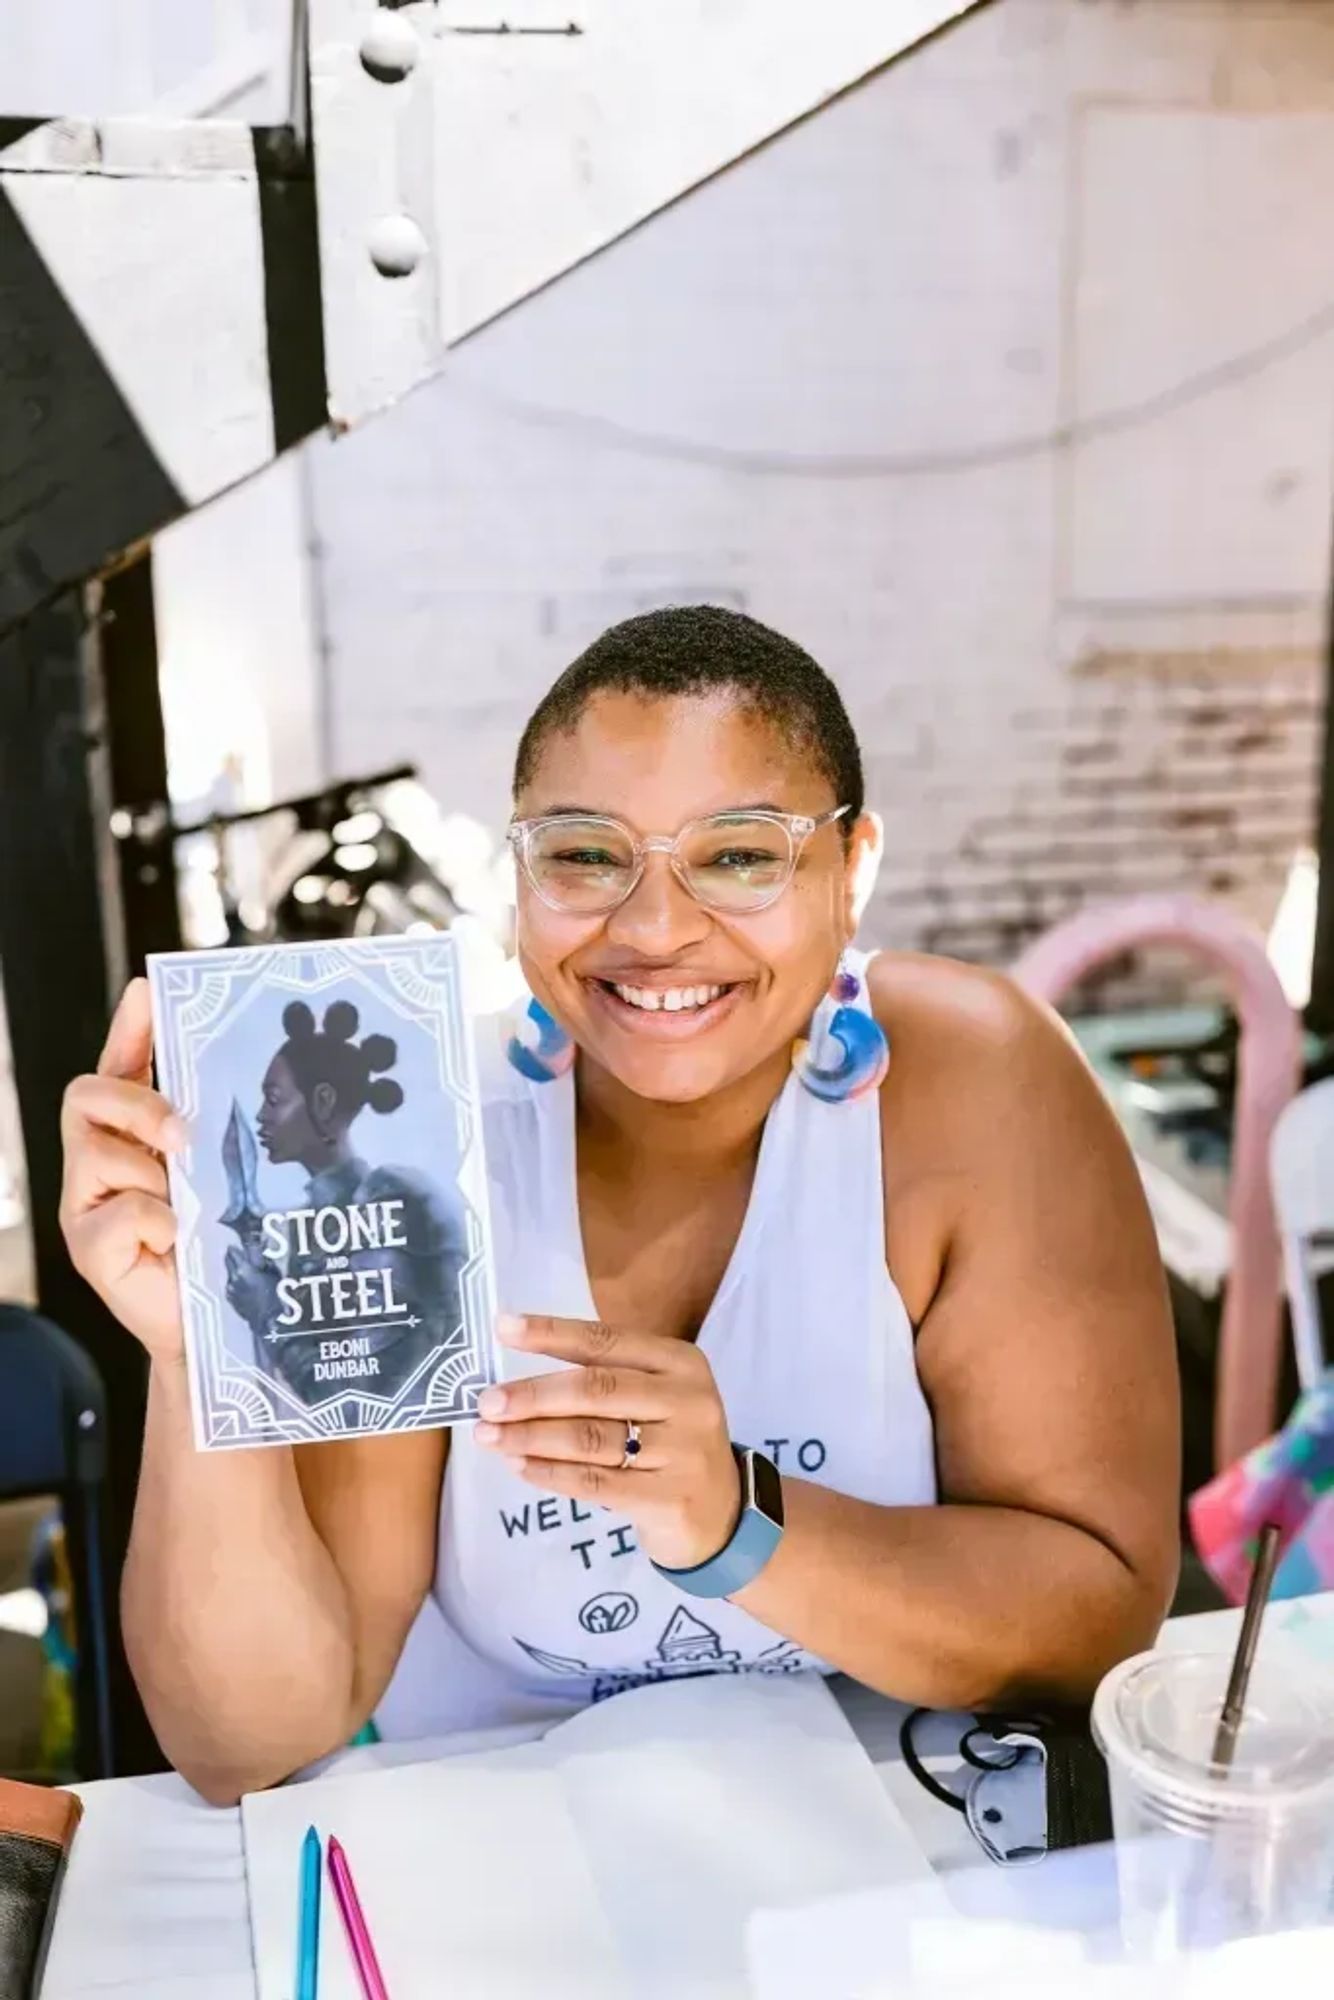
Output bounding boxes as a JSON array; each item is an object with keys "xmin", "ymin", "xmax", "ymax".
[
  {"xmin": 300, "ymin": 0, "xmax": 1334, "ymax": 1001},
  {"xmin": 882, "ymin": 643, "xmax": 1324, "ymax": 975}
]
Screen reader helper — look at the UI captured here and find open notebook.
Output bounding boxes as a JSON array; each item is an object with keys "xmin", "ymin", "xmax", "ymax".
[{"xmin": 241, "ymin": 1673, "xmax": 943, "ymax": 1999}]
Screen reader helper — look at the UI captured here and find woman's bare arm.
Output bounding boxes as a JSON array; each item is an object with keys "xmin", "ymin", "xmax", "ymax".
[
  {"xmin": 124, "ymin": 1363, "xmax": 444, "ymax": 1802},
  {"xmin": 63, "ymin": 981, "xmax": 446, "ymax": 1803},
  {"xmin": 734, "ymin": 960, "xmax": 1179, "ymax": 1705}
]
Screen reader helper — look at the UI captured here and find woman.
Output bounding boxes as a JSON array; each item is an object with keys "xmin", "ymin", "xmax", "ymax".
[
  {"xmin": 225, "ymin": 998, "xmax": 467, "ymax": 1403},
  {"xmin": 60, "ymin": 606, "xmax": 1178, "ymax": 1804}
]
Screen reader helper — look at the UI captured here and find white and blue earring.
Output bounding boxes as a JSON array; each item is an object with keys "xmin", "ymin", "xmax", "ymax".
[
  {"xmin": 793, "ymin": 961, "xmax": 889, "ymax": 1103},
  {"xmin": 506, "ymin": 995, "xmax": 575, "ymax": 1083}
]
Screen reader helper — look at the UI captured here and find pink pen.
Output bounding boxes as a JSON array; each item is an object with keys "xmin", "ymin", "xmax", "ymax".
[{"xmin": 327, "ymin": 1835, "xmax": 392, "ymax": 2000}]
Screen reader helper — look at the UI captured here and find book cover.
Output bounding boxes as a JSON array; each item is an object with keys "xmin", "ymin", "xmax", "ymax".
[{"xmin": 147, "ymin": 934, "xmax": 497, "ymax": 1451}]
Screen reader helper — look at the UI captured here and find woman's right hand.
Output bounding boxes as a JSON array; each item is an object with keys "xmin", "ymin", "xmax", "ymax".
[{"xmin": 60, "ymin": 978, "xmax": 187, "ymax": 1362}]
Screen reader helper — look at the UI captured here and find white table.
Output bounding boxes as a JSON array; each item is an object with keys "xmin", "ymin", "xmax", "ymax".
[{"xmin": 39, "ymin": 1597, "xmax": 1334, "ymax": 1999}]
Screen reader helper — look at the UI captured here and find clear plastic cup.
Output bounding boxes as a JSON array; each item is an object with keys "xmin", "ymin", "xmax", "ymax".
[{"xmin": 1092, "ymin": 1649, "xmax": 1334, "ymax": 1959}]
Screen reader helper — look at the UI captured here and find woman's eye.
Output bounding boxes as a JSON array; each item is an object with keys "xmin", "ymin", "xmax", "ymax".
[
  {"xmin": 710, "ymin": 848, "xmax": 773, "ymax": 871},
  {"xmin": 554, "ymin": 847, "xmax": 619, "ymax": 868}
]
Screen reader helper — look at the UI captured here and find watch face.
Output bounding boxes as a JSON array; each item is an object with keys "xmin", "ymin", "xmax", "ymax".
[{"xmin": 749, "ymin": 1448, "xmax": 784, "ymax": 1528}]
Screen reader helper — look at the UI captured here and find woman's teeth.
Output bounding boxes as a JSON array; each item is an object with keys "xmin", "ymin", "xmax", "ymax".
[{"xmin": 609, "ymin": 983, "xmax": 726, "ymax": 1013}]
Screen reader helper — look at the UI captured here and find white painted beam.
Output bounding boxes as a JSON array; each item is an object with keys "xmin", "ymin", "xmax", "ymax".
[
  {"xmin": 309, "ymin": 0, "xmax": 988, "ymax": 420},
  {"xmin": 0, "ymin": 0, "xmax": 294, "ymax": 124},
  {"xmin": 428, "ymin": 0, "xmax": 989, "ymax": 339},
  {"xmin": 309, "ymin": 0, "xmax": 447, "ymax": 427},
  {"xmin": 2, "ymin": 3, "xmax": 989, "ymax": 508},
  {"xmin": 2, "ymin": 121, "xmax": 275, "ymax": 505}
]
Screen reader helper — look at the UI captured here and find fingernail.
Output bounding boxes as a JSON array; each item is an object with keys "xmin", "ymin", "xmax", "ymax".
[
  {"xmin": 160, "ymin": 1115, "xmax": 187, "ymax": 1154},
  {"xmin": 476, "ymin": 1387, "xmax": 506, "ymax": 1419},
  {"xmin": 496, "ymin": 1313, "xmax": 525, "ymax": 1342},
  {"xmin": 473, "ymin": 1422, "xmax": 500, "ymax": 1445}
]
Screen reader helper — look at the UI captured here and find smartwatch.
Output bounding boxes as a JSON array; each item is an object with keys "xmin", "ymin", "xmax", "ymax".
[{"xmin": 651, "ymin": 1445, "xmax": 784, "ymax": 1599}]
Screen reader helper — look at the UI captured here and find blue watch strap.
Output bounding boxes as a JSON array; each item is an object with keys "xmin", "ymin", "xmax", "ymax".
[{"xmin": 650, "ymin": 1446, "xmax": 784, "ymax": 1600}]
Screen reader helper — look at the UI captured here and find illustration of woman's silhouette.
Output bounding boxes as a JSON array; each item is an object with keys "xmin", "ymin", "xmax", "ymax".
[{"xmin": 224, "ymin": 999, "xmax": 467, "ymax": 1402}]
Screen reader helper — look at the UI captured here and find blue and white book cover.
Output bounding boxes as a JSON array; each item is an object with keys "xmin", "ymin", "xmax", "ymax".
[{"xmin": 148, "ymin": 935, "xmax": 498, "ymax": 1452}]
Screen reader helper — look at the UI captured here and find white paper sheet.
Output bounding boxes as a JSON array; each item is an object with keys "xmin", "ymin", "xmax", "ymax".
[
  {"xmin": 243, "ymin": 1744, "xmax": 622, "ymax": 2000},
  {"xmin": 554, "ymin": 1674, "xmax": 943, "ymax": 1999},
  {"xmin": 746, "ymin": 1815, "xmax": 1334, "ymax": 2000},
  {"xmin": 242, "ymin": 1673, "xmax": 937, "ymax": 2000},
  {"xmin": 42, "ymin": 1772, "xmax": 257, "ymax": 2000}
]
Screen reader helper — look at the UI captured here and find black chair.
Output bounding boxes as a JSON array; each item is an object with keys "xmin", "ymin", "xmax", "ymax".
[{"xmin": 0, "ymin": 1304, "xmax": 113, "ymax": 1778}]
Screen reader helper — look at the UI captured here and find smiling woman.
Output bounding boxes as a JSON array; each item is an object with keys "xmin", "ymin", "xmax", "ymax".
[
  {"xmin": 59, "ymin": 603, "xmax": 1180, "ymax": 1801},
  {"xmin": 379, "ymin": 604, "xmax": 1180, "ymax": 1736}
]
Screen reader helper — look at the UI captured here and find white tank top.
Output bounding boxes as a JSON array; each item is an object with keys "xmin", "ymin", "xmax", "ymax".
[{"xmin": 375, "ymin": 950, "xmax": 937, "ymax": 1738}]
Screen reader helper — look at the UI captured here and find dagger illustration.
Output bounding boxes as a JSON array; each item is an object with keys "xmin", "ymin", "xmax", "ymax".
[{"xmin": 219, "ymin": 1098, "xmax": 265, "ymax": 1248}]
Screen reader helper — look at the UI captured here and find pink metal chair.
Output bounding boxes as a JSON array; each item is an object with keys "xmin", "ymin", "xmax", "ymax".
[{"xmin": 1012, "ymin": 895, "xmax": 1303, "ymax": 1473}]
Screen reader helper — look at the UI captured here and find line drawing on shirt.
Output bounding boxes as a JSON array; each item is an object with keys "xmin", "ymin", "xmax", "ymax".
[
  {"xmin": 755, "ymin": 1639, "xmax": 807, "ymax": 1674},
  {"xmin": 514, "ymin": 1606, "xmax": 809, "ymax": 1701},
  {"xmin": 656, "ymin": 1605, "xmax": 739, "ymax": 1667},
  {"xmin": 578, "ymin": 1590, "xmax": 639, "ymax": 1635}
]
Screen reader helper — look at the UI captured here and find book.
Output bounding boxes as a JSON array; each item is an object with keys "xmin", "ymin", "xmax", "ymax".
[
  {"xmin": 240, "ymin": 1673, "xmax": 941, "ymax": 2000},
  {"xmin": 148, "ymin": 934, "xmax": 498, "ymax": 1452}
]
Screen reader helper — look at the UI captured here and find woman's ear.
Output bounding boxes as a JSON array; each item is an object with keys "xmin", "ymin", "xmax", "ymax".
[
  {"xmin": 846, "ymin": 811, "xmax": 883, "ymax": 931},
  {"xmin": 311, "ymin": 1080, "xmax": 339, "ymax": 1132}
]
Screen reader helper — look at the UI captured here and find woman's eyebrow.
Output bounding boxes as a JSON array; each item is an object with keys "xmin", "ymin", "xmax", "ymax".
[{"xmin": 530, "ymin": 799, "xmax": 790, "ymax": 819}]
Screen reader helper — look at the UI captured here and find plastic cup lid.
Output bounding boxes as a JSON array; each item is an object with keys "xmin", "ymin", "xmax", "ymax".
[{"xmin": 1093, "ymin": 1649, "xmax": 1334, "ymax": 1806}]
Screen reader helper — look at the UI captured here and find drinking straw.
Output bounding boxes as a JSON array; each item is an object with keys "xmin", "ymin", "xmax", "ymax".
[{"xmin": 1211, "ymin": 1522, "xmax": 1282, "ymax": 1770}]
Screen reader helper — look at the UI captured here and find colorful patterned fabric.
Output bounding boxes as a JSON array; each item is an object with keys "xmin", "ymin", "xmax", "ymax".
[{"xmin": 1189, "ymin": 1371, "xmax": 1334, "ymax": 1604}]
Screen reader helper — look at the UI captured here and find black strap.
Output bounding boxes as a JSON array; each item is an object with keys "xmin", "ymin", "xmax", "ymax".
[
  {"xmin": 898, "ymin": 1707, "xmax": 967, "ymax": 1813},
  {"xmin": 899, "ymin": 1704, "xmax": 1114, "ymax": 1852}
]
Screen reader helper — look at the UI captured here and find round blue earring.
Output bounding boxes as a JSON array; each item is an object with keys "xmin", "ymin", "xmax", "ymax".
[
  {"xmin": 506, "ymin": 995, "xmax": 575, "ymax": 1083},
  {"xmin": 792, "ymin": 962, "xmax": 889, "ymax": 1103}
]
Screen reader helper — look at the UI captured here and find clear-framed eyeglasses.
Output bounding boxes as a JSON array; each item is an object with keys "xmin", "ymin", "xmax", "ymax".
[{"xmin": 508, "ymin": 806, "xmax": 850, "ymax": 916}]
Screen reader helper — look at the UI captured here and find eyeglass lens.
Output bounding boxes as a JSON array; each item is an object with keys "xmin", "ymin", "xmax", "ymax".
[{"xmin": 523, "ymin": 816, "xmax": 796, "ymax": 912}]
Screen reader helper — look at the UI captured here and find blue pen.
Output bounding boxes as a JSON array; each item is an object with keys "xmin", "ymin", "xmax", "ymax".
[{"xmin": 297, "ymin": 1824, "xmax": 322, "ymax": 2000}]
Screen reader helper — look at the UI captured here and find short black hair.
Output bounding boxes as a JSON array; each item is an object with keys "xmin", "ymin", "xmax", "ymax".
[{"xmin": 513, "ymin": 604, "xmax": 864, "ymax": 821}]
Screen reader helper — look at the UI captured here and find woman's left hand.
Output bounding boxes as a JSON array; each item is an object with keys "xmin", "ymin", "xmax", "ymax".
[{"xmin": 473, "ymin": 1314, "xmax": 741, "ymax": 1572}]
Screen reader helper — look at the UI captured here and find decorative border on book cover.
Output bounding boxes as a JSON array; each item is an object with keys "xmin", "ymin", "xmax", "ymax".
[{"xmin": 149, "ymin": 936, "xmax": 497, "ymax": 1451}]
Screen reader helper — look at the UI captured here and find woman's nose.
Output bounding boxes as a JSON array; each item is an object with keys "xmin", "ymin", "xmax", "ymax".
[{"xmin": 605, "ymin": 850, "xmax": 709, "ymax": 949}]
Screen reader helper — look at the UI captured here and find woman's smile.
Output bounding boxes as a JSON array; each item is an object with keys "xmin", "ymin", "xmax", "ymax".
[{"xmin": 583, "ymin": 973, "xmax": 747, "ymax": 1037}]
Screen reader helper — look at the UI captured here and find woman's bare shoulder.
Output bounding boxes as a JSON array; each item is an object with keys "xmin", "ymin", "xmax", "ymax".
[
  {"xmin": 864, "ymin": 950, "xmax": 1150, "ymax": 1327},
  {"xmin": 865, "ymin": 946, "xmax": 1136, "ymax": 1211},
  {"xmin": 864, "ymin": 948, "xmax": 1058, "ymax": 1075}
]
